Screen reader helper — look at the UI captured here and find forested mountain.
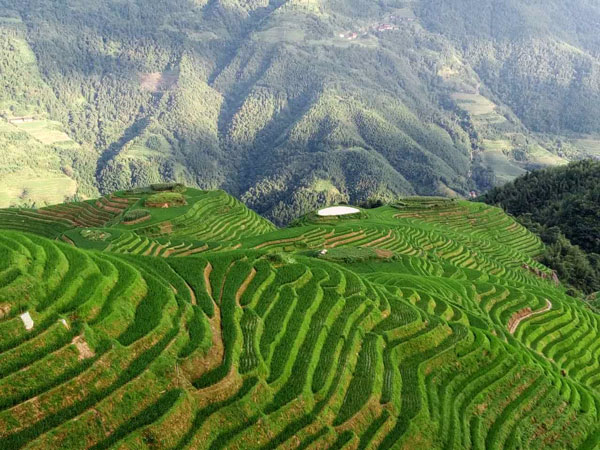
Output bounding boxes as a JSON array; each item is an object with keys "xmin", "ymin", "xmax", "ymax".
[
  {"xmin": 481, "ymin": 160, "xmax": 600, "ymax": 295},
  {"xmin": 1, "ymin": 0, "xmax": 600, "ymax": 223}
]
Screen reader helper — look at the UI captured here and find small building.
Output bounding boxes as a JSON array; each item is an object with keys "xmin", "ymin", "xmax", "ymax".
[{"xmin": 377, "ymin": 24, "xmax": 394, "ymax": 32}]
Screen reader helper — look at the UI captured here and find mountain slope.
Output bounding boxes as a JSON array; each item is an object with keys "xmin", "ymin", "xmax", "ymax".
[
  {"xmin": 3, "ymin": 1, "xmax": 600, "ymax": 221},
  {"xmin": 1, "ymin": 186, "xmax": 600, "ymax": 448},
  {"xmin": 481, "ymin": 160, "xmax": 600, "ymax": 254},
  {"xmin": 481, "ymin": 160, "xmax": 600, "ymax": 294},
  {"xmin": 418, "ymin": 0, "xmax": 600, "ymax": 134}
]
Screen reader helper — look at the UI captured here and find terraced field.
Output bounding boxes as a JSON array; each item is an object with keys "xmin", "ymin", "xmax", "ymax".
[{"xmin": 1, "ymin": 189, "xmax": 599, "ymax": 449}]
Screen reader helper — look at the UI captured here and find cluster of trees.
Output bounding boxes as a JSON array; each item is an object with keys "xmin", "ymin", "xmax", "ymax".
[{"xmin": 481, "ymin": 160, "xmax": 600, "ymax": 296}]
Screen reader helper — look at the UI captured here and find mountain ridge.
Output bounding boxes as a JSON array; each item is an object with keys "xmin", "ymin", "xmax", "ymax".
[{"xmin": 3, "ymin": 0, "xmax": 600, "ymax": 223}]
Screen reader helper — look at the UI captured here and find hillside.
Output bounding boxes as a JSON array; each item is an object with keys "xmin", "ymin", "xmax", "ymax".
[
  {"xmin": 481, "ymin": 160, "xmax": 600, "ymax": 254},
  {"xmin": 2, "ymin": 0, "xmax": 600, "ymax": 222},
  {"xmin": 481, "ymin": 160, "xmax": 600, "ymax": 294},
  {"xmin": 1, "ymin": 185, "xmax": 600, "ymax": 448}
]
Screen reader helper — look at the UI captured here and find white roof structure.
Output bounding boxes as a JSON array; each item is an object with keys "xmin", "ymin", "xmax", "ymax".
[
  {"xmin": 20, "ymin": 311, "xmax": 34, "ymax": 331},
  {"xmin": 317, "ymin": 206, "xmax": 360, "ymax": 217}
]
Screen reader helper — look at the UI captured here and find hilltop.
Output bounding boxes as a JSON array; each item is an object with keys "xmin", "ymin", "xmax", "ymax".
[
  {"xmin": 1, "ymin": 185, "xmax": 600, "ymax": 448},
  {"xmin": 3, "ymin": 0, "xmax": 600, "ymax": 221}
]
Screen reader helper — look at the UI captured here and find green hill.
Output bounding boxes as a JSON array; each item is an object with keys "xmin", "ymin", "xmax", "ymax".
[
  {"xmin": 2, "ymin": 0, "xmax": 600, "ymax": 221},
  {"xmin": 1, "ymin": 186, "xmax": 600, "ymax": 448},
  {"xmin": 481, "ymin": 160, "xmax": 600, "ymax": 295}
]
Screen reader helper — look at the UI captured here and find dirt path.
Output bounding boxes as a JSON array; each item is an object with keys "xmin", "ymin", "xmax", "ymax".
[
  {"xmin": 205, "ymin": 303, "xmax": 224, "ymax": 367},
  {"xmin": 142, "ymin": 242, "xmax": 156, "ymax": 256},
  {"xmin": 235, "ymin": 268, "xmax": 257, "ymax": 305},
  {"xmin": 184, "ymin": 280, "xmax": 197, "ymax": 305},
  {"xmin": 204, "ymin": 262, "xmax": 213, "ymax": 300},
  {"xmin": 508, "ymin": 299, "xmax": 552, "ymax": 334},
  {"xmin": 176, "ymin": 244, "xmax": 209, "ymax": 256}
]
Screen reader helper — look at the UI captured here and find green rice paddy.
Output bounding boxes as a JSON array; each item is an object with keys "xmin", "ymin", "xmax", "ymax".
[{"xmin": 0, "ymin": 189, "xmax": 599, "ymax": 448}]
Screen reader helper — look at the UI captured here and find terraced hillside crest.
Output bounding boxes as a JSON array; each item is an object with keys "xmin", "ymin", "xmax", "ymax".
[{"xmin": 1, "ymin": 185, "xmax": 599, "ymax": 449}]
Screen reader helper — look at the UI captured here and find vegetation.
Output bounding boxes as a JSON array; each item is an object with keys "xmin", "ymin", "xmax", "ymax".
[
  {"xmin": 122, "ymin": 209, "xmax": 150, "ymax": 222},
  {"xmin": 481, "ymin": 160, "xmax": 600, "ymax": 294},
  {"xmin": 3, "ymin": 0, "xmax": 600, "ymax": 222},
  {"xmin": 1, "ymin": 186, "xmax": 600, "ymax": 448},
  {"xmin": 151, "ymin": 183, "xmax": 186, "ymax": 193},
  {"xmin": 80, "ymin": 229, "xmax": 111, "ymax": 241},
  {"xmin": 145, "ymin": 193, "xmax": 186, "ymax": 208}
]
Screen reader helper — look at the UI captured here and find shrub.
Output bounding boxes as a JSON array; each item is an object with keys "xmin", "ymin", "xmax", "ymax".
[
  {"xmin": 145, "ymin": 192, "xmax": 186, "ymax": 208},
  {"xmin": 150, "ymin": 183, "xmax": 187, "ymax": 193},
  {"xmin": 122, "ymin": 209, "xmax": 150, "ymax": 222},
  {"xmin": 80, "ymin": 229, "xmax": 111, "ymax": 241}
]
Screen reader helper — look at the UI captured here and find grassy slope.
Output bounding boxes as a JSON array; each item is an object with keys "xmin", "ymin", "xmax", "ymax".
[{"xmin": 0, "ymin": 190, "xmax": 600, "ymax": 449}]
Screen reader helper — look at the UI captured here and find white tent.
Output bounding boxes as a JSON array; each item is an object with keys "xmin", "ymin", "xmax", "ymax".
[{"xmin": 317, "ymin": 206, "xmax": 360, "ymax": 217}]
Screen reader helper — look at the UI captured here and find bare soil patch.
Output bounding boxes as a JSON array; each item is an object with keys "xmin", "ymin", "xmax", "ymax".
[
  {"xmin": 122, "ymin": 215, "xmax": 151, "ymax": 225},
  {"xmin": 71, "ymin": 335, "xmax": 95, "ymax": 360},
  {"xmin": 0, "ymin": 303, "xmax": 10, "ymax": 319},
  {"xmin": 143, "ymin": 242, "xmax": 156, "ymax": 256},
  {"xmin": 109, "ymin": 195, "xmax": 131, "ymax": 205},
  {"xmin": 152, "ymin": 243, "xmax": 167, "ymax": 256},
  {"xmin": 96, "ymin": 200, "xmax": 121, "ymax": 214},
  {"xmin": 374, "ymin": 249, "xmax": 394, "ymax": 259},
  {"xmin": 159, "ymin": 222, "xmax": 173, "ymax": 234},
  {"xmin": 325, "ymin": 231, "xmax": 364, "ymax": 248},
  {"xmin": 140, "ymin": 71, "xmax": 179, "ymax": 92}
]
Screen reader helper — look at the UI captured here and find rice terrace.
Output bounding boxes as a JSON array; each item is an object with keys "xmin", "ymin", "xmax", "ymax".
[{"xmin": 1, "ymin": 183, "xmax": 600, "ymax": 449}]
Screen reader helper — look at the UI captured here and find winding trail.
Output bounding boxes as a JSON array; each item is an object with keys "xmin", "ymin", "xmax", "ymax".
[
  {"xmin": 203, "ymin": 262, "xmax": 213, "ymax": 300},
  {"xmin": 508, "ymin": 299, "xmax": 552, "ymax": 334},
  {"xmin": 236, "ymin": 268, "xmax": 257, "ymax": 305}
]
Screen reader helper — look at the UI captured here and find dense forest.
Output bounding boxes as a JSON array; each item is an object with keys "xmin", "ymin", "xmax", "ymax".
[
  {"xmin": 481, "ymin": 160, "xmax": 600, "ymax": 295},
  {"xmin": 1, "ymin": 0, "xmax": 600, "ymax": 223},
  {"xmin": 419, "ymin": 0, "xmax": 600, "ymax": 133}
]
